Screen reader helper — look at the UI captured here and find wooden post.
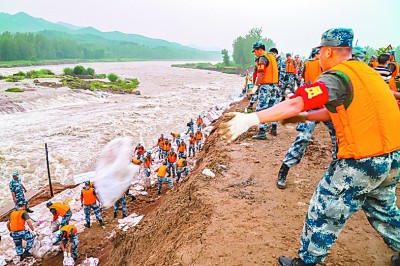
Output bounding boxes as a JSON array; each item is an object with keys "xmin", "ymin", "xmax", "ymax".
[{"xmin": 45, "ymin": 143, "xmax": 54, "ymax": 197}]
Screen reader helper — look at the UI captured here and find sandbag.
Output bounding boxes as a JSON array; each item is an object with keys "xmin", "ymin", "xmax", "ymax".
[
  {"xmin": 63, "ymin": 256, "xmax": 75, "ymax": 266},
  {"xmin": 94, "ymin": 137, "xmax": 140, "ymax": 208}
]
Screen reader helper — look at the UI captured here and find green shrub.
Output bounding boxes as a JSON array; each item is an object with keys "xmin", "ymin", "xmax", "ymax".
[
  {"xmin": 73, "ymin": 65, "xmax": 86, "ymax": 75},
  {"xmin": 14, "ymin": 71, "xmax": 26, "ymax": 77},
  {"xmin": 107, "ymin": 73, "xmax": 119, "ymax": 82},
  {"xmin": 63, "ymin": 67, "xmax": 74, "ymax": 76},
  {"xmin": 96, "ymin": 73, "xmax": 106, "ymax": 79},
  {"xmin": 26, "ymin": 69, "xmax": 55, "ymax": 78},
  {"xmin": 86, "ymin": 67, "xmax": 95, "ymax": 76},
  {"xmin": 6, "ymin": 88, "xmax": 24, "ymax": 92}
]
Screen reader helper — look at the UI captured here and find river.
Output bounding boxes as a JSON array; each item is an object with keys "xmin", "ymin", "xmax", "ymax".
[{"xmin": 0, "ymin": 61, "xmax": 243, "ymax": 209}]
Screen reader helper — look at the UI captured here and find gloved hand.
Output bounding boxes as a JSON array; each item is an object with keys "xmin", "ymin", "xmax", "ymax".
[
  {"xmin": 219, "ymin": 112, "xmax": 260, "ymax": 143},
  {"xmin": 68, "ymin": 253, "xmax": 72, "ymax": 258},
  {"xmin": 281, "ymin": 113, "xmax": 308, "ymax": 125},
  {"xmin": 64, "ymin": 251, "xmax": 68, "ymax": 257},
  {"xmin": 31, "ymin": 231, "xmax": 37, "ymax": 237}
]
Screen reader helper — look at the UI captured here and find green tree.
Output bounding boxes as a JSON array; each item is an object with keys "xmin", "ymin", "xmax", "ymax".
[
  {"xmin": 73, "ymin": 65, "xmax": 86, "ymax": 75},
  {"xmin": 232, "ymin": 28, "xmax": 275, "ymax": 66},
  {"xmin": 221, "ymin": 49, "xmax": 230, "ymax": 66}
]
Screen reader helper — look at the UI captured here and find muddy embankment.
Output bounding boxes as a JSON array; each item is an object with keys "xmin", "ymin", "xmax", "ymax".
[{"xmin": 106, "ymin": 99, "xmax": 399, "ymax": 266}]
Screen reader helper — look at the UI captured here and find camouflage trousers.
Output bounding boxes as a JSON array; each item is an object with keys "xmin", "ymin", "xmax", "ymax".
[
  {"xmin": 178, "ymin": 151, "xmax": 185, "ymax": 158},
  {"xmin": 60, "ymin": 210, "xmax": 72, "ymax": 227},
  {"xmin": 114, "ymin": 196, "xmax": 127, "ymax": 216},
  {"xmin": 157, "ymin": 176, "xmax": 173, "ymax": 192},
  {"xmin": 167, "ymin": 162, "xmax": 176, "ymax": 176},
  {"xmin": 269, "ymin": 85, "xmax": 282, "ymax": 127},
  {"xmin": 189, "ymin": 144, "xmax": 195, "ymax": 157},
  {"xmin": 299, "ymin": 149, "xmax": 400, "ymax": 264},
  {"xmin": 62, "ymin": 234, "xmax": 79, "ymax": 260},
  {"xmin": 83, "ymin": 203, "xmax": 102, "ymax": 224},
  {"xmin": 176, "ymin": 167, "xmax": 189, "ymax": 182},
  {"xmin": 284, "ymin": 73, "xmax": 296, "ymax": 93},
  {"xmin": 144, "ymin": 167, "xmax": 151, "ymax": 177},
  {"xmin": 255, "ymin": 84, "xmax": 277, "ymax": 132},
  {"xmin": 283, "ymin": 121, "xmax": 337, "ymax": 168},
  {"xmin": 10, "ymin": 230, "xmax": 35, "ymax": 255},
  {"xmin": 158, "ymin": 146, "xmax": 163, "ymax": 159}
]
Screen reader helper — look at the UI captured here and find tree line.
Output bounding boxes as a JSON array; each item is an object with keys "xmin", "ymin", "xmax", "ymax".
[{"xmin": 0, "ymin": 31, "xmax": 218, "ymax": 62}]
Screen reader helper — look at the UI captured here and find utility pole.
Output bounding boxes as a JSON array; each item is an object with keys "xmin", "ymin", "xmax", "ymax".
[{"xmin": 45, "ymin": 143, "xmax": 54, "ymax": 197}]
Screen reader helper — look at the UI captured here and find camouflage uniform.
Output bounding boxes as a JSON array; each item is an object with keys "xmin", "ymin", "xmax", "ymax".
[
  {"xmin": 157, "ymin": 176, "xmax": 174, "ymax": 192},
  {"xmin": 9, "ymin": 178, "xmax": 27, "ymax": 209},
  {"xmin": 62, "ymin": 234, "xmax": 79, "ymax": 260},
  {"xmin": 256, "ymin": 84, "xmax": 277, "ymax": 133},
  {"xmin": 10, "ymin": 230, "xmax": 35, "ymax": 256},
  {"xmin": 176, "ymin": 164, "xmax": 189, "ymax": 183},
  {"xmin": 188, "ymin": 143, "xmax": 195, "ymax": 157},
  {"xmin": 299, "ymin": 149, "xmax": 400, "ymax": 263},
  {"xmin": 284, "ymin": 73, "xmax": 296, "ymax": 94},
  {"xmin": 83, "ymin": 203, "xmax": 102, "ymax": 225},
  {"xmin": 270, "ymin": 55, "xmax": 286, "ymax": 128},
  {"xmin": 283, "ymin": 121, "xmax": 337, "ymax": 168},
  {"xmin": 60, "ymin": 210, "xmax": 72, "ymax": 227},
  {"xmin": 113, "ymin": 195, "xmax": 127, "ymax": 217}
]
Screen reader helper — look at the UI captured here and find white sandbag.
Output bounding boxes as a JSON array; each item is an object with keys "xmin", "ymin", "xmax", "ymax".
[
  {"xmin": 0, "ymin": 256, "xmax": 6, "ymax": 266},
  {"xmin": 202, "ymin": 168, "xmax": 216, "ymax": 178},
  {"xmin": 79, "ymin": 257, "xmax": 99, "ymax": 266},
  {"xmin": 50, "ymin": 220, "xmax": 60, "ymax": 232},
  {"xmin": 63, "ymin": 256, "xmax": 75, "ymax": 266},
  {"xmin": 94, "ymin": 137, "xmax": 140, "ymax": 208}
]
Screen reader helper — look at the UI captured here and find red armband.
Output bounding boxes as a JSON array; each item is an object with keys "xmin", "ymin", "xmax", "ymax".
[
  {"xmin": 294, "ymin": 81, "xmax": 329, "ymax": 111},
  {"xmin": 257, "ymin": 63, "xmax": 266, "ymax": 73}
]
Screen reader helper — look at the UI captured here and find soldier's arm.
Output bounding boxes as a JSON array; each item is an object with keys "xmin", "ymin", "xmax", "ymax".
[
  {"xmin": 26, "ymin": 219, "xmax": 34, "ymax": 231},
  {"xmin": 22, "ymin": 183, "xmax": 27, "ymax": 193},
  {"xmin": 11, "ymin": 191, "xmax": 17, "ymax": 203}
]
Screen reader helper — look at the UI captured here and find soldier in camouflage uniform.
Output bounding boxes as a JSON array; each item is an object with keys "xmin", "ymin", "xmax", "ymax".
[
  {"xmin": 113, "ymin": 192, "xmax": 127, "ymax": 218},
  {"xmin": 276, "ymin": 120, "xmax": 337, "ymax": 189},
  {"xmin": 251, "ymin": 41, "xmax": 279, "ymax": 140},
  {"xmin": 57, "ymin": 224, "xmax": 79, "ymax": 261},
  {"xmin": 80, "ymin": 181, "xmax": 104, "ymax": 228},
  {"xmin": 294, "ymin": 54, "xmax": 304, "ymax": 87},
  {"xmin": 9, "ymin": 171, "xmax": 33, "ymax": 213},
  {"xmin": 283, "ymin": 53, "xmax": 297, "ymax": 96},
  {"xmin": 268, "ymin": 47, "xmax": 286, "ymax": 136}
]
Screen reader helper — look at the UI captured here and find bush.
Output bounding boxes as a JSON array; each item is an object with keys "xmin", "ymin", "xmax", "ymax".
[
  {"xmin": 73, "ymin": 65, "xmax": 86, "ymax": 75},
  {"xmin": 26, "ymin": 69, "xmax": 55, "ymax": 78},
  {"xmin": 6, "ymin": 88, "xmax": 24, "ymax": 92},
  {"xmin": 86, "ymin": 67, "xmax": 95, "ymax": 76},
  {"xmin": 63, "ymin": 67, "xmax": 74, "ymax": 76},
  {"xmin": 107, "ymin": 73, "xmax": 119, "ymax": 82}
]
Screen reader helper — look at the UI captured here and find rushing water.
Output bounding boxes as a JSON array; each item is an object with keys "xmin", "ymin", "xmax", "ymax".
[{"xmin": 0, "ymin": 61, "xmax": 243, "ymax": 209}]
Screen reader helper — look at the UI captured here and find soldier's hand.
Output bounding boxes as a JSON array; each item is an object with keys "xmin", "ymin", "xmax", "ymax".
[
  {"xmin": 219, "ymin": 112, "xmax": 260, "ymax": 143},
  {"xmin": 281, "ymin": 113, "xmax": 308, "ymax": 125}
]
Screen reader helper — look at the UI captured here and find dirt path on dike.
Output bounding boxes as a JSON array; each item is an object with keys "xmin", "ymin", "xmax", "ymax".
[{"xmin": 35, "ymin": 99, "xmax": 399, "ymax": 266}]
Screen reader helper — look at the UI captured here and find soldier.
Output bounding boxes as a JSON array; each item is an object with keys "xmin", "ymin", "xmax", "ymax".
[
  {"xmin": 195, "ymin": 129, "xmax": 203, "ymax": 151},
  {"xmin": 251, "ymin": 41, "xmax": 279, "ymax": 140},
  {"xmin": 46, "ymin": 201, "xmax": 72, "ymax": 228},
  {"xmin": 369, "ymin": 55, "xmax": 378, "ymax": 68},
  {"xmin": 388, "ymin": 50, "xmax": 399, "ymax": 78},
  {"xmin": 113, "ymin": 191, "xmax": 128, "ymax": 218},
  {"xmin": 220, "ymin": 28, "xmax": 400, "ymax": 266},
  {"xmin": 177, "ymin": 139, "xmax": 187, "ymax": 158},
  {"xmin": 176, "ymin": 153, "xmax": 189, "ymax": 183},
  {"xmin": 143, "ymin": 150, "xmax": 153, "ymax": 178},
  {"xmin": 156, "ymin": 161, "xmax": 173, "ymax": 195},
  {"xmin": 188, "ymin": 134, "xmax": 196, "ymax": 157},
  {"xmin": 167, "ymin": 147, "xmax": 178, "ymax": 178},
  {"xmin": 283, "ymin": 53, "xmax": 297, "ymax": 96},
  {"xmin": 9, "ymin": 171, "xmax": 33, "ymax": 213},
  {"xmin": 186, "ymin": 118, "xmax": 194, "ymax": 135},
  {"xmin": 58, "ymin": 224, "xmax": 79, "ymax": 262},
  {"xmin": 157, "ymin": 134, "xmax": 164, "ymax": 159},
  {"xmin": 7, "ymin": 201, "xmax": 36, "ymax": 261},
  {"xmin": 294, "ymin": 54, "xmax": 303, "ymax": 87},
  {"xmin": 196, "ymin": 115, "xmax": 203, "ymax": 130},
  {"xmin": 80, "ymin": 181, "xmax": 104, "ymax": 228},
  {"xmin": 352, "ymin": 46, "xmax": 366, "ymax": 61}
]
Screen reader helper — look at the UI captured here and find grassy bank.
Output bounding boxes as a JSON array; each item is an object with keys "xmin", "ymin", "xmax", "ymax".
[{"xmin": 172, "ymin": 62, "xmax": 251, "ymax": 75}]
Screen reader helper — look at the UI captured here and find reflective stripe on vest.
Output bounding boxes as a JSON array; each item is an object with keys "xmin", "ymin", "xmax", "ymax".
[
  {"xmin": 326, "ymin": 60, "xmax": 400, "ymax": 159},
  {"xmin": 60, "ymin": 224, "xmax": 77, "ymax": 238},
  {"xmin": 304, "ymin": 60, "xmax": 322, "ymax": 84},
  {"xmin": 51, "ymin": 202, "xmax": 70, "ymax": 216},
  {"xmin": 158, "ymin": 165, "xmax": 167, "ymax": 177},
  {"xmin": 10, "ymin": 210, "xmax": 26, "ymax": 232},
  {"xmin": 81, "ymin": 188, "xmax": 97, "ymax": 205},
  {"xmin": 259, "ymin": 54, "xmax": 278, "ymax": 84}
]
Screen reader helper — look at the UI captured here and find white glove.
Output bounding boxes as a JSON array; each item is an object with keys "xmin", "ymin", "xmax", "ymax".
[
  {"xmin": 64, "ymin": 251, "xmax": 68, "ymax": 257},
  {"xmin": 219, "ymin": 112, "xmax": 260, "ymax": 143},
  {"xmin": 68, "ymin": 252, "xmax": 72, "ymax": 258},
  {"xmin": 32, "ymin": 231, "xmax": 37, "ymax": 237}
]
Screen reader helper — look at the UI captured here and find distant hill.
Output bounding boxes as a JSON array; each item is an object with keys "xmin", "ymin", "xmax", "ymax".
[{"xmin": 0, "ymin": 12, "xmax": 220, "ymax": 61}]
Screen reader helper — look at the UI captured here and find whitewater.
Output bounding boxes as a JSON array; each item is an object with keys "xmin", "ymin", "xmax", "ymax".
[{"xmin": 0, "ymin": 61, "xmax": 243, "ymax": 209}]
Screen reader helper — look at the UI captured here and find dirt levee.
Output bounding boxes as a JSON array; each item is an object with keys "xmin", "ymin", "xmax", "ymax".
[{"xmin": 108, "ymin": 99, "xmax": 399, "ymax": 266}]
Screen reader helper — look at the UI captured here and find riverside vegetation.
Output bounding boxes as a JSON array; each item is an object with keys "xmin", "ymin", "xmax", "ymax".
[{"xmin": 1, "ymin": 65, "xmax": 140, "ymax": 94}]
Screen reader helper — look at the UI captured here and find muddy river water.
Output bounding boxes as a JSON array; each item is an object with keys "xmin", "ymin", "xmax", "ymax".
[{"xmin": 0, "ymin": 61, "xmax": 243, "ymax": 209}]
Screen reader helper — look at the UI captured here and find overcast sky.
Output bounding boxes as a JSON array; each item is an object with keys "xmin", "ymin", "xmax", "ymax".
[{"xmin": 1, "ymin": 0, "xmax": 399, "ymax": 56}]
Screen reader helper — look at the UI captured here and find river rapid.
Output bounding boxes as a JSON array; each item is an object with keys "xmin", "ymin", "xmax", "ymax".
[{"xmin": 0, "ymin": 61, "xmax": 243, "ymax": 209}]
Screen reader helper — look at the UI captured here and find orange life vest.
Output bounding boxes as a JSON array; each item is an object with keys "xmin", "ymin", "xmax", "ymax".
[
  {"xmin": 258, "ymin": 53, "xmax": 278, "ymax": 84},
  {"xmin": 195, "ymin": 132, "xmax": 203, "ymax": 140},
  {"xmin": 157, "ymin": 165, "xmax": 168, "ymax": 177},
  {"xmin": 178, "ymin": 142, "xmax": 187, "ymax": 152},
  {"xmin": 81, "ymin": 188, "xmax": 97, "ymax": 205},
  {"xmin": 177, "ymin": 158, "xmax": 186, "ymax": 169},
  {"xmin": 60, "ymin": 224, "xmax": 77, "ymax": 238},
  {"xmin": 369, "ymin": 61, "xmax": 378, "ymax": 68},
  {"xmin": 388, "ymin": 77, "xmax": 397, "ymax": 92},
  {"xmin": 51, "ymin": 202, "xmax": 70, "ymax": 216},
  {"xmin": 163, "ymin": 141, "xmax": 171, "ymax": 151},
  {"xmin": 295, "ymin": 58, "xmax": 302, "ymax": 74},
  {"xmin": 326, "ymin": 60, "xmax": 400, "ymax": 159},
  {"xmin": 304, "ymin": 60, "xmax": 322, "ymax": 84},
  {"xmin": 196, "ymin": 117, "xmax": 203, "ymax": 124},
  {"xmin": 189, "ymin": 136, "xmax": 196, "ymax": 144},
  {"xmin": 286, "ymin": 59, "xmax": 296, "ymax": 74},
  {"xmin": 143, "ymin": 156, "xmax": 152, "ymax": 168},
  {"xmin": 389, "ymin": 61, "xmax": 399, "ymax": 77},
  {"xmin": 168, "ymin": 152, "xmax": 177, "ymax": 163},
  {"xmin": 157, "ymin": 137, "xmax": 164, "ymax": 147},
  {"xmin": 9, "ymin": 210, "xmax": 26, "ymax": 232},
  {"xmin": 172, "ymin": 132, "xmax": 179, "ymax": 138}
]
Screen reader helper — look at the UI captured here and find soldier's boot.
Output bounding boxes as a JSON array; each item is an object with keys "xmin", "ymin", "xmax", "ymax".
[
  {"xmin": 122, "ymin": 213, "xmax": 127, "ymax": 218},
  {"xmin": 278, "ymin": 256, "xmax": 316, "ymax": 266},
  {"xmin": 84, "ymin": 223, "xmax": 90, "ymax": 228},
  {"xmin": 276, "ymin": 163, "xmax": 289, "ymax": 189},
  {"xmin": 252, "ymin": 129, "xmax": 267, "ymax": 140},
  {"xmin": 247, "ymin": 102, "xmax": 254, "ymax": 110},
  {"xmin": 392, "ymin": 253, "xmax": 400, "ymax": 266},
  {"xmin": 270, "ymin": 124, "xmax": 278, "ymax": 136},
  {"xmin": 113, "ymin": 212, "xmax": 117, "ymax": 218},
  {"xmin": 21, "ymin": 250, "xmax": 33, "ymax": 261},
  {"xmin": 157, "ymin": 190, "xmax": 161, "ymax": 195},
  {"xmin": 99, "ymin": 219, "xmax": 104, "ymax": 226}
]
